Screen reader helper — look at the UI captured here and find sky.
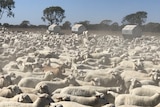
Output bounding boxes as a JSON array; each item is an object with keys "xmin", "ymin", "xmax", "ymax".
[{"xmin": 0, "ymin": 0, "xmax": 160, "ymax": 25}]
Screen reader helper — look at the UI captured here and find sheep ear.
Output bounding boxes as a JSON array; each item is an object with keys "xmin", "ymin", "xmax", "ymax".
[
  {"xmin": 7, "ymin": 86, "xmax": 12, "ymax": 90},
  {"xmin": 95, "ymin": 91, "xmax": 104, "ymax": 98}
]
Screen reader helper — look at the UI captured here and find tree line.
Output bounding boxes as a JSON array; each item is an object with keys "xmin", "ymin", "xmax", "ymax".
[{"xmin": 0, "ymin": 0, "xmax": 160, "ymax": 32}]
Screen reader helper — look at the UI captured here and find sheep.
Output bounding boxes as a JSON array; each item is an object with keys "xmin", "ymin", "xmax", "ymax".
[
  {"xmin": 50, "ymin": 101, "xmax": 92, "ymax": 107},
  {"xmin": 130, "ymin": 87, "xmax": 158, "ymax": 96},
  {"xmin": 42, "ymin": 64, "xmax": 66, "ymax": 78},
  {"xmin": 126, "ymin": 78, "xmax": 142, "ymax": 93},
  {"xmin": 61, "ymin": 74, "xmax": 101, "ymax": 86},
  {"xmin": 19, "ymin": 84, "xmax": 50, "ymax": 95},
  {"xmin": 0, "ymin": 85, "xmax": 22, "ymax": 98},
  {"xmin": 102, "ymin": 103, "xmax": 115, "ymax": 107},
  {"xmin": 117, "ymin": 105, "xmax": 150, "ymax": 107},
  {"xmin": 74, "ymin": 78, "xmax": 101, "ymax": 86},
  {"xmin": 0, "ymin": 72, "xmax": 15, "ymax": 88},
  {"xmin": 53, "ymin": 85, "xmax": 121, "ymax": 98},
  {"xmin": 88, "ymin": 51, "xmax": 111, "ymax": 59},
  {"xmin": 115, "ymin": 93, "xmax": 160, "ymax": 107},
  {"xmin": 18, "ymin": 71, "xmax": 54, "ymax": 88},
  {"xmin": 11, "ymin": 75, "xmax": 22, "ymax": 85},
  {"xmin": 0, "ymin": 93, "xmax": 53, "ymax": 107},
  {"xmin": 120, "ymin": 70, "xmax": 152, "ymax": 93},
  {"xmin": 52, "ymin": 93, "xmax": 108, "ymax": 107},
  {"xmin": 35, "ymin": 75, "xmax": 76, "ymax": 93},
  {"xmin": 120, "ymin": 70, "xmax": 151, "ymax": 81},
  {"xmin": 141, "ymin": 85, "xmax": 160, "ymax": 93},
  {"xmin": 57, "ymin": 86, "xmax": 107, "ymax": 97},
  {"xmin": 139, "ymin": 72, "xmax": 160, "ymax": 86},
  {"xmin": 84, "ymin": 70, "xmax": 123, "ymax": 87},
  {"xmin": 0, "ymin": 93, "xmax": 33, "ymax": 103}
]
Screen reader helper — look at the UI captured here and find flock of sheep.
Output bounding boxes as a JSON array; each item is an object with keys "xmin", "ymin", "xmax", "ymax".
[{"xmin": 0, "ymin": 27, "xmax": 160, "ymax": 107}]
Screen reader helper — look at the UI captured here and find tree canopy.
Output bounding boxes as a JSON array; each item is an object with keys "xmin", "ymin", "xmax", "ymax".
[
  {"xmin": 122, "ymin": 11, "xmax": 147, "ymax": 25},
  {"xmin": 20, "ymin": 20, "xmax": 30, "ymax": 28},
  {"xmin": 0, "ymin": 0, "xmax": 15, "ymax": 19},
  {"xmin": 41, "ymin": 6, "xmax": 65, "ymax": 25},
  {"xmin": 62, "ymin": 21, "xmax": 71, "ymax": 29},
  {"xmin": 100, "ymin": 19, "xmax": 112, "ymax": 25}
]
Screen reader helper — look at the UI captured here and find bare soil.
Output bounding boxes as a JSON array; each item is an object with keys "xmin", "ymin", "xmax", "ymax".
[{"xmin": 7, "ymin": 27, "xmax": 160, "ymax": 37}]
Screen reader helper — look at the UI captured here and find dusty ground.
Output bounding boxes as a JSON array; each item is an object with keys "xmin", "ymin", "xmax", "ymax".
[{"xmin": 8, "ymin": 27, "xmax": 160, "ymax": 37}]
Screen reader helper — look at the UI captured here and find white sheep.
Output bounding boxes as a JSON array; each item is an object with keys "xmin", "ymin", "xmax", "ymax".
[
  {"xmin": 130, "ymin": 87, "xmax": 158, "ymax": 96},
  {"xmin": 0, "ymin": 85, "xmax": 22, "ymax": 98},
  {"xmin": 18, "ymin": 71, "xmax": 54, "ymax": 88},
  {"xmin": 84, "ymin": 70, "xmax": 123, "ymax": 87},
  {"xmin": 50, "ymin": 101, "xmax": 92, "ymax": 107},
  {"xmin": 20, "ymin": 83, "xmax": 50, "ymax": 94},
  {"xmin": 115, "ymin": 93, "xmax": 160, "ymax": 107},
  {"xmin": 35, "ymin": 75, "xmax": 75, "ymax": 93},
  {"xmin": 58, "ymin": 86, "xmax": 107, "ymax": 97},
  {"xmin": 0, "ymin": 93, "xmax": 32, "ymax": 103},
  {"xmin": 0, "ymin": 72, "xmax": 15, "ymax": 88},
  {"xmin": 0, "ymin": 93, "xmax": 53, "ymax": 107},
  {"xmin": 52, "ymin": 93, "xmax": 107, "ymax": 106}
]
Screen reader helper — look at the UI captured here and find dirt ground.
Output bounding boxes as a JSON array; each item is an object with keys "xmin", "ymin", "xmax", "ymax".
[{"xmin": 7, "ymin": 27, "xmax": 160, "ymax": 37}]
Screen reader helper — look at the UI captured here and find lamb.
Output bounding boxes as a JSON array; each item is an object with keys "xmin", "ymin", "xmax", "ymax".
[
  {"xmin": 50, "ymin": 101, "xmax": 92, "ymax": 107},
  {"xmin": 0, "ymin": 72, "xmax": 15, "ymax": 88},
  {"xmin": 0, "ymin": 93, "xmax": 32, "ymax": 103},
  {"xmin": 139, "ymin": 71, "xmax": 160, "ymax": 86},
  {"xmin": 42, "ymin": 64, "xmax": 66, "ymax": 78},
  {"xmin": 88, "ymin": 51, "xmax": 111, "ymax": 59},
  {"xmin": 35, "ymin": 75, "xmax": 76, "ymax": 93},
  {"xmin": 120, "ymin": 70, "xmax": 152, "ymax": 93},
  {"xmin": 62, "ymin": 74, "xmax": 101, "ymax": 86},
  {"xmin": 74, "ymin": 78, "xmax": 101, "ymax": 86},
  {"xmin": 120, "ymin": 70, "xmax": 151, "ymax": 81},
  {"xmin": 0, "ymin": 85, "xmax": 22, "ymax": 98},
  {"xmin": 18, "ymin": 71, "xmax": 54, "ymax": 88},
  {"xmin": 115, "ymin": 93, "xmax": 160, "ymax": 107},
  {"xmin": 84, "ymin": 70, "xmax": 123, "ymax": 87},
  {"xmin": 141, "ymin": 85, "xmax": 160, "ymax": 93},
  {"xmin": 57, "ymin": 86, "xmax": 107, "ymax": 97},
  {"xmin": 0, "ymin": 93, "xmax": 53, "ymax": 107},
  {"xmin": 52, "ymin": 93, "xmax": 107, "ymax": 106},
  {"xmin": 102, "ymin": 103, "xmax": 115, "ymax": 107},
  {"xmin": 20, "ymin": 83, "xmax": 50, "ymax": 94},
  {"xmin": 130, "ymin": 87, "xmax": 158, "ymax": 96},
  {"xmin": 117, "ymin": 105, "xmax": 150, "ymax": 107}
]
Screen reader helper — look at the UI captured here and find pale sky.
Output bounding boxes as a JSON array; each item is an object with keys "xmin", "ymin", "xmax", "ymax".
[{"xmin": 1, "ymin": 0, "xmax": 160, "ymax": 25}]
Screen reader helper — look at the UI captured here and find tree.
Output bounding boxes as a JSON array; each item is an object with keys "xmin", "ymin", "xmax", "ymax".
[
  {"xmin": 41, "ymin": 6, "xmax": 65, "ymax": 25},
  {"xmin": 110, "ymin": 22, "xmax": 119, "ymax": 31},
  {"xmin": 0, "ymin": 0, "xmax": 15, "ymax": 19},
  {"xmin": 100, "ymin": 19, "xmax": 112, "ymax": 25},
  {"xmin": 20, "ymin": 20, "xmax": 30, "ymax": 28},
  {"xmin": 122, "ymin": 11, "xmax": 147, "ymax": 25},
  {"xmin": 62, "ymin": 21, "xmax": 71, "ymax": 29},
  {"xmin": 144, "ymin": 22, "xmax": 160, "ymax": 32}
]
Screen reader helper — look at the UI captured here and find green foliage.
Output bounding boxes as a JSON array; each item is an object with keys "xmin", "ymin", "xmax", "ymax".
[
  {"xmin": 20, "ymin": 20, "xmax": 30, "ymax": 28},
  {"xmin": 122, "ymin": 11, "xmax": 147, "ymax": 25},
  {"xmin": 0, "ymin": 0, "xmax": 15, "ymax": 19},
  {"xmin": 41, "ymin": 6, "xmax": 65, "ymax": 25},
  {"xmin": 62, "ymin": 21, "xmax": 71, "ymax": 29},
  {"xmin": 100, "ymin": 19, "xmax": 112, "ymax": 25},
  {"xmin": 144, "ymin": 22, "xmax": 160, "ymax": 32}
]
